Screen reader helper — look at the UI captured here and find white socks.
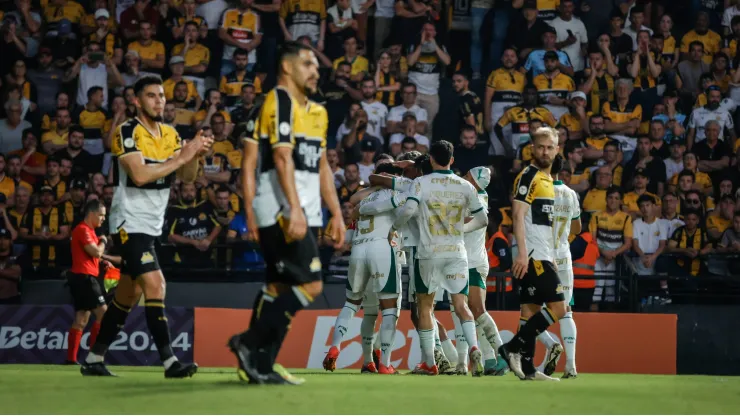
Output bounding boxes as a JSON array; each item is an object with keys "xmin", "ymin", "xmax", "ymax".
[
  {"xmin": 85, "ymin": 352, "xmax": 104, "ymax": 364},
  {"xmin": 450, "ymin": 307, "xmax": 468, "ymax": 366},
  {"xmin": 360, "ymin": 311, "xmax": 377, "ymax": 364},
  {"xmin": 380, "ymin": 308, "xmax": 398, "ymax": 367},
  {"xmin": 418, "ymin": 328, "xmax": 435, "ymax": 366},
  {"xmin": 461, "ymin": 320, "xmax": 479, "ymax": 352},
  {"xmin": 331, "ymin": 302, "xmax": 359, "ymax": 348},
  {"xmin": 560, "ymin": 311, "xmax": 577, "ymax": 370},
  {"xmin": 537, "ymin": 330, "xmax": 559, "ymax": 349},
  {"xmin": 476, "ymin": 323, "xmax": 496, "ymax": 361},
  {"xmin": 162, "ymin": 356, "xmax": 178, "ymax": 370},
  {"xmin": 475, "ymin": 313, "xmax": 504, "ymax": 351}
]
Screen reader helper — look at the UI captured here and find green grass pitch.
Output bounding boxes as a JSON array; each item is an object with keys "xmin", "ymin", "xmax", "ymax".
[{"xmin": 1, "ymin": 365, "xmax": 739, "ymax": 414}]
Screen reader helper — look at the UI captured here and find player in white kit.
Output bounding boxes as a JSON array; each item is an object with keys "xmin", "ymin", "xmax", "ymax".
[
  {"xmin": 324, "ymin": 163, "xmax": 403, "ymax": 374},
  {"xmin": 391, "ymin": 141, "xmax": 489, "ymax": 376},
  {"xmin": 547, "ymin": 155, "xmax": 581, "ymax": 378}
]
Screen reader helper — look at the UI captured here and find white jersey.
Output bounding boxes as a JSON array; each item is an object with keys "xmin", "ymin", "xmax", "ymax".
[
  {"xmin": 392, "ymin": 177, "xmax": 419, "ymax": 247},
  {"xmin": 353, "ymin": 189, "xmax": 398, "ymax": 245},
  {"xmin": 408, "ymin": 171, "xmax": 484, "ymax": 260},
  {"xmin": 361, "ymin": 100, "xmax": 388, "ymax": 142},
  {"xmin": 464, "ymin": 190, "xmax": 489, "ymax": 269},
  {"xmin": 553, "ymin": 181, "xmax": 581, "ymax": 259}
]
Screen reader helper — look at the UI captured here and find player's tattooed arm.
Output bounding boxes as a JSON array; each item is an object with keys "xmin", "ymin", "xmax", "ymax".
[
  {"xmin": 463, "ymin": 208, "xmax": 488, "ymax": 233},
  {"xmin": 359, "ymin": 193, "xmax": 404, "ymax": 215},
  {"xmin": 349, "ymin": 186, "xmax": 379, "ymax": 206}
]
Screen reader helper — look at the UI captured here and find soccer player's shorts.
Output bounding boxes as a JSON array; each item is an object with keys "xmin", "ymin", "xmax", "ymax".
[
  {"xmin": 258, "ymin": 224, "xmax": 322, "ymax": 285},
  {"xmin": 555, "ymin": 257, "xmax": 574, "ymax": 306},
  {"xmin": 67, "ymin": 273, "xmax": 106, "ymax": 311},
  {"xmin": 468, "ymin": 263, "xmax": 490, "ymax": 290},
  {"xmin": 519, "ymin": 259, "xmax": 565, "ymax": 305},
  {"xmin": 112, "ymin": 231, "xmax": 160, "ymax": 278},
  {"xmin": 417, "ymin": 257, "xmax": 469, "ymax": 297},
  {"xmin": 346, "ymin": 241, "xmax": 401, "ymax": 301}
]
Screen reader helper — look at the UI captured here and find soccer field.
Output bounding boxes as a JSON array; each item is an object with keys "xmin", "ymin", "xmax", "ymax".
[{"xmin": 1, "ymin": 365, "xmax": 738, "ymax": 414}]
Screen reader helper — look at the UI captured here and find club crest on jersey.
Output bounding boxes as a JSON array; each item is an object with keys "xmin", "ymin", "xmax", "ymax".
[
  {"xmin": 279, "ymin": 122, "xmax": 291, "ymax": 136},
  {"xmin": 519, "ymin": 186, "xmax": 528, "ymax": 195},
  {"xmin": 123, "ymin": 138, "xmax": 135, "ymax": 149}
]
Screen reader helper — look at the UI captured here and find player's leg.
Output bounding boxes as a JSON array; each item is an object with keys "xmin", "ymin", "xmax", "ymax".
[
  {"xmin": 433, "ymin": 315, "xmax": 455, "ymax": 374},
  {"xmin": 360, "ymin": 291, "xmax": 379, "ymax": 373},
  {"xmin": 325, "ymin": 253, "xmax": 366, "ymax": 371},
  {"xmin": 468, "ymin": 265, "xmax": 505, "ymax": 375},
  {"xmin": 90, "ymin": 303, "xmax": 107, "ymax": 348},
  {"xmin": 67, "ymin": 310, "xmax": 90, "ymax": 364},
  {"xmin": 375, "ymin": 245, "xmax": 401, "ymax": 374},
  {"xmin": 560, "ymin": 266, "xmax": 578, "ymax": 378},
  {"xmin": 498, "ymin": 259, "xmax": 540, "ymax": 379},
  {"xmin": 413, "ymin": 292, "xmax": 438, "ymax": 374},
  {"xmin": 81, "ymin": 273, "xmax": 140, "ymax": 376},
  {"xmin": 449, "ymin": 303, "xmax": 468, "ymax": 374}
]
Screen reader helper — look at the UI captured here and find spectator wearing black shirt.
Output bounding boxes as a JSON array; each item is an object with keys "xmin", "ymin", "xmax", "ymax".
[
  {"xmin": 693, "ymin": 119, "xmax": 732, "ymax": 185},
  {"xmin": 452, "ymin": 126, "xmax": 489, "ymax": 176},
  {"xmin": 608, "ymin": 11, "xmax": 634, "ymax": 64},
  {"xmin": 506, "ymin": 2, "xmax": 550, "ymax": 61},
  {"xmin": 340, "ymin": 107, "xmax": 382, "ymax": 165},
  {"xmin": 28, "ymin": 47, "xmax": 65, "ymax": 116},
  {"xmin": 164, "ymin": 102, "xmax": 196, "ymax": 141},
  {"xmin": 337, "ymin": 163, "xmax": 365, "ymax": 203},
  {"xmin": 453, "ymin": 71, "xmax": 484, "ymax": 140},
  {"xmin": 167, "ymin": 182, "xmax": 221, "ymax": 267},
  {"xmin": 0, "ymin": 18, "xmax": 27, "ymax": 78},
  {"xmin": 56, "ymin": 125, "xmax": 97, "ymax": 178},
  {"xmin": 324, "ymin": 62, "xmax": 362, "ymax": 144},
  {"xmin": 649, "ymin": 119, "xmax": 671, "ymax": 160},
  {"xmin": 65, "ymin": 178, "xmax": 87, "ymax": 227},
  {"xmin": 624, "ymin": 135, "xmax": 667, "ymax": 195},
  {"xmin": 230, "ymin": 84, "xmax": 260, "ymax": 140}
]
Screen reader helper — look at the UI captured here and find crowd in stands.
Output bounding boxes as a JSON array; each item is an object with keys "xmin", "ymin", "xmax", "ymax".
[{"xmin": 0, "ymin": 0, "xmax": 739, "ymax": 309}]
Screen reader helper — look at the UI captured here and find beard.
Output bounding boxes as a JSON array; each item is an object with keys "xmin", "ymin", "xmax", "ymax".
[
  {"xmin": 181, "ymin": 195, "xmax": 195, "ymax": 205},
  {"xmin": 69, "ymin": 143, "xmax": 82, "ymax": 151},
  {"xmin": 533, "ymin": 156, "xmax": 553, "ymax": 170}
]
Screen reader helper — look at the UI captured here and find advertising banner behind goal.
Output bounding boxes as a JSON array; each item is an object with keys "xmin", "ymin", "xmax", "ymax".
[
  {"xmin": 0, "ymin": 305, "xmax": 194, "ymax": 365},
  {"xmin": 194, "ymin": 308, "xmax": 677, "ymax": 374}
]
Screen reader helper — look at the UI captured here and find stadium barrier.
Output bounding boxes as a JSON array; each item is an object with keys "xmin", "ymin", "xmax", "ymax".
[{"xmin": 193, "ymin": 308, "xmax": 677, "ymax": 374}]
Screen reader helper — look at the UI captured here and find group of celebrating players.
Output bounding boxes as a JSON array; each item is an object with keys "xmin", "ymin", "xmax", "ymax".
[{"xmin": 71, "ymin": 39, "xmax": 579, "ymax": 384}]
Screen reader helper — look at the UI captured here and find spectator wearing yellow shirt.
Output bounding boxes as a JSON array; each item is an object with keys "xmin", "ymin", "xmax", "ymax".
[
  {"xmin": 332, "ymin": 34, "xmax": 368, "ymax": 83},
  {"xmin": 581, "ymin": 114, "xmax": 617, "ymax": 166},
  {"xmin": 219, "ymin": 49, "xmax": 262, "ymax": 110},
  {"xmin": 0, "ymin": 155, "xmax": 18, "ymax": 201},
  {"xmin": 173, "ymin": 0, "xmax": 207, "ymax": 42},
  {"xmin": 622, "ymin": 168, "xmax": 662, "ymax": 219},
  {"xmin": 669, "ymin": 152, "xmax": 713, "ymax": 196},
  {"xmin": 41, "ymin": 108, "xmax": 72, "ymax": 154},
  {"xmin": 557, "ymin": 91, "xmax": 587, "ymax": 140},
  {"xmin": 44, "ymin": 0, "xmax": 86, "ymax": 32},
  {"xmin": 582, "ymin": 165, "xmax": 612, "ymax": 213},
  {"xmin": 562, "ymin": 140, "xmax": 591, "ymax": 193},
  {"xmin": 602, "ymin": 79, "xmax": 641, "ymax": 137},
  {"xmin": 172, "ymin": 21, "xmax": 210, "ymax": 98},
  {"xmin": 85, "ymin": 8, "xmax": 122, "ymax": 66},
  {"xmin": 707, "ymin": 195, "xmax": 735, "ymax": 241},
  {"xmin": 218, "ymin": 0, "xmax": 262, "ymax": 76},
  {"xmin": 126, "ymin": 21, "xmax": 165, "ymax": 74},
  {"xmin": 193, "ymin": 89, "xmax": 231, "ymax": 129},
  {"xmin": 163, "ymin": 57, "xmax": 202, "ymax": 109},
  {"xmin": 680, "ymin": 12, "xmax": 721, "ymax": 65}
]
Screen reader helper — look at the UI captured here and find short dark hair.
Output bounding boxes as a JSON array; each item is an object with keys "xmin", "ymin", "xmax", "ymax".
[
  {"xmin": 374, "ymin": 153, "xmax": 394, "ymax": 164},
  {"xmin": 414, "ymin": 153, "xmax": 433, "ymax": 175},
  {"xmin": 68, "ymin": 125, "xmax": 84, "ymax": 137},
  {"xmin": 453, "ymin": 70, "xmax": 470, "ymax": 80},
  {"xmin": 689, "ymin": 40, "xmax": 704, "ymax": 51},
  {"xmin": 83, "ymin": 199, "xmax": 103, "ymax": 216},
  {"xmin": 215, "ymin": 185, "xmax": 230, "ymax": 195},
  {"xmin": 183, "ymin": 20, "xmax": 199, "ymax": 30},
  {"xmin": 233, "ymin": 48, "xmax": 249, "ymax": 59},
  {"xmin": 6, "ymin": 154, "xmax": 21, "ymax": 162},
  {"xmin": 134, "ymin": 75, "xmax": 164, "ymax": 96},
  {"xmin": 22, "ymin": 128, "xmax": 36, "ymax": 140},
  {"xmin": 87, "ymin": 86, "xmax": 103, "ymax": 100},
  {"xmin": 637, "ymin": 194, "xmax": 656, "ymax": 206},
  {"xmin": 429, "ymin": 140, "xmax": 454, "ymax": 167},
  {"xmin": 606, "ymin": 185, "xmax": 622, "ymax": 199},
  {"xmin": 398, "ymin": 150, "xmax": 421, "ymax": 162},
  {"xmin": 374, "ymin": 162, "xmax": 402, "ymax": 176},
  {"xmin": 604, "ymin": 141, "xmax": 619, "ymax": 152},
  {"xmin": 401, "ymin": 136, "xmax": 417, "ymax": 147},
  {"xmin": 460, "ymin": 125, "xmax": 477, "ymax": 136},
  {"xmin": 678, "ymin": 169, "xmax": 696, "ymax": 182},
  {"xmin": 277, "ymin": 41, "xmax": 313, "ymax": 74},
  {"xmin": 683, "ymin": 208, "xmax": 702, "ymax": 220},
  {"xmin": 551, "ymin": 154, "xmax": 565, "ymax": 174}
]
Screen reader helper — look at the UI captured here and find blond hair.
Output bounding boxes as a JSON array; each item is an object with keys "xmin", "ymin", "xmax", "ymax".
[{"xmin": 531, "ymin": 126, "xmax": 559, "ymax": 144}]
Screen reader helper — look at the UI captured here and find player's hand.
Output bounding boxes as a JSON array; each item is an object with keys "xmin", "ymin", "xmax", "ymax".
[
  {"xmin": 286, "ymin": 207, "xmax": 308, "ymax": 241},
  {"xmin": 512, "ymin": 252, "xmax": 528, "ymax": 279},
  {"xmin": 329, "ymin": 214, "xmax": 345, "ymax": 249},
  {"xmin": 387, "ymin": 229, "xmax": 398, "ymax": 247},
  {"xmin": 393, "ymin": 160, "xmax": 415, "ymax": 169},
  {"xmin": 181, "ymin": 132, "xmax": 207, "ymax": 161},
  {"xmin": 351, "ymin": 204, "xmax": 361, "ymax": 221}
]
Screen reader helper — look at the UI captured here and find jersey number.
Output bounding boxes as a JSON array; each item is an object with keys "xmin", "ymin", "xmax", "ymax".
[
  {"xmin": 358, "ymin": 215, "xmax": 375, "ymax": 235},
  {"xmin": 427, "ymin": 202, "xmax": 463, "ymax": 236},
  {"xmin": 553, "ymin": 217, "xmax": 569, "ymax": 249}
]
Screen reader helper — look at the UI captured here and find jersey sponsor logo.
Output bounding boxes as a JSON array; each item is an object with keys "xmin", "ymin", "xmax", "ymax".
[
  {"xmin": 140, "ymin": 251, "xmax": 154, "ymax": 264},
  {"xmin": 309, "ymin": 257, "xmax": 322, "ymax": 273},
  {"xmin": 298, "ymin": 141, "xmax": 321, "ymax": 169}
]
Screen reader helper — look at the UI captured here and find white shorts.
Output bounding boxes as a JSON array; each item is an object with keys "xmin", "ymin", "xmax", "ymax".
[
  {"xmin": 406, "ymin": 247, "xmax": 445, "ymax": 302},
  {"xmin": 346, "ymin": 240, "xmax": 401, "ymax": 301},
  {"xmin": 556, "ymin": 257, "xmax": 573, "ymax": 306},
  {"xmin": 417, "ymin": 257, "xmax": 469, "ymax": 297}
]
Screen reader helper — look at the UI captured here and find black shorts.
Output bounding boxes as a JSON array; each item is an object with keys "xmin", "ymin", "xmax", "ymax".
[
  {"xmin": 518, "ymin": 259, "xmax": 565, "ymax": 305},
  {"xmin": 67, "ymin": 273, "xmax": 106, "ymax": 311},
  {"xmin": 258, "ymin": 224, "xmax": 322, "ymax": 285},
  {"xmin": 111, "ymin": 231, "xmax": 161, "ymax": 278}
]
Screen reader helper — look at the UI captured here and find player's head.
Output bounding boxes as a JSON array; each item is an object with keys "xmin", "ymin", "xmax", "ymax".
[
  {"xmin": 277, "ymin": 41, "xmax": 320, "ymax": 95},
  {"xmin": 464, "ymin": 166, "xmax": 491, "ymax": 192},
  {"xmin": 134, "ymin": 75, "xmax": 165, "ymax": 122},
  {"xmin": 530, "ymin": 127, "xmax": 558, "ymax": 170},
  {"xmin": 488, "ymin": 208, "xmax": 503, "ymax": 234},
  {"xmin": 606, "ymin": 186, "xmax": 622, "ymax": 211},
  {"xmin": 550, "ymin": 154, "xmax": 565, "ymax": 179},
  {"xmin": 374, "ymin": 162, "xmax": 402, "ymax": 176},
  {"xmin": 83, "ymin": 199, "xmax": 106, "ymax": 228},
  {"xmin": 397, "ymin": 150, "xmax": 422, "ymax": 178},
  {"xmin": 414, "ymin": 153, "xmax": 433, "ymax": 176},
  {"xmin": 637, "ymin": 194, "xmax": 656, "ymax": 218},
  {"xmin": 428, "ymin": 140, "xmax": 454, "ymax": 169},
  {"xmin": 179, "ymin": 181, "xmax": 197, "ymax": 204}
]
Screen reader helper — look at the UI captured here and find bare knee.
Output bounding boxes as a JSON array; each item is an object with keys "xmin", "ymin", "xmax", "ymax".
[
  {"xmin": 520, "ymin": 303, "xmax": 540, "ymax": 319},
  {"xmin": 73, "ymin": 311, "xmax": 91, "ymax": 329},
  {"xmin": 547, "ymin": 301, "xmax": 567, "ymax": 320},
  {"xmin": 451, "ymin": 295, "xmax": 473, "ymax": 321},
  {"xmin": 93, "ymin": 305, "xmax": 108, "ymax": 321},
  {"xmin": 139, "ymin": 272, "xmax": 166, "ymax": 300}
]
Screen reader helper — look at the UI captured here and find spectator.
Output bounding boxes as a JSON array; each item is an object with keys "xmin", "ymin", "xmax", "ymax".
[
  {"xmin": 664, "ymin": 139, "xmax": 686, "ymax": 181},
  {"xmin": 631, "ymin": 194, "xmax": 667, "ymax": 276},
  {"xmin": 648, "ymin": 119, "xmax": 670, "ymax": 159},
  {"xmin": 709, "ymin": 52, "xmax": 731, "ymax": 93},
  {"xmin": 661, "ymin": 192, "xmax": 685, "ymax": 237},
  {"xmin": 220, "ymin": 49, "xmax": 262, "ymax": 110},
  {"xmin": 164, "ymin": 56, "xmax": 202, "ymax": 110},
  {"xmin": 8, "ymin": 130, "xmax": 45, "ymax": 186},
  {"xmin": 338, "ymin": 162, "xmax": 365, "ymax": 202},
  {"xmin": 582, "ymin": 165, "xmax": 612, "ymax": 213},
  {"xmin": 71, "ymin": 86, "xmax": 108, "ymax": 164},
  {"xmin": 670, "ymin": 153, "xmax": 713, "ymax": 196},
  {"xmin": 651, "ymin": 91, "xmax": 687, "ymax": 143},
  {"xmin": 494, "ymin": 84, "xmax": 557, "ymax": 158},
  {"xmin": 27, "ymin": 47, "xmax": 65, "ymax": 116},
  {"xmin": 388, "ymin": 112, "xmax": 428, "ymax": 156},
  {"xmin": 36, "ymin": 156, "xmax": 69, "ymax": 204},
  {"xmin": 534, "ymin": 51, "xmax": 576, "ymax": 121},
  {"xmin": 623, "ymin": 5, "xmax": 652, "ymax": 51},
  {"xmin": 550, "ymin": 0, "xmax": 588, "ymax": 72},
  {"xmin": 374, "ymin": 49, "xmax": 401, "ymax": 108},
  {"xmin": 485, "ymin": 48, "xmax": 526, "ymax": 155},
  {"xmin": 120, "ymin": 0, "xmax": 160, "ymax": 41},
  {"xmin": 19, "ymin": 185, "xmax": 70, "ymax": 269},
  {"xmin": 126, "ymin": 21, "xmax": 166, "ymax": 75},
  {"xmin": 0, "ymin": 228, "xmax": 20, "ymax": 304},
  {"xmin": 657, "ymin": 14, "xmax": 680, "ymax": 69},
  {"xmin": 326, "ymin": 148, "xmax": 345, "ymax": 188},
  {"xmin": 607, "ymin": 10, "xmax": 633, "ymax": 62},
  {"xmin": 194, "ymin": 89, "xmax": 231, "ymax": 129},
  {"xmin": 87, "ymin": 8, "xmax": 123, "ymax": 66},
  {"xmin": 694, "ymin": 120, "xmax": 732, "ymax": 185},
  {"xmin": 0, "ymin": 100, "xmax": 32, "ymax": 155},
  {"xmin": 623, "ymin": 168, "xmax": 662, "ymax": 218},
  {"xmin": 173, "ymin": 0, "xmax": 207, "ymax": 41},
  {"xmin": 374, "ymin": 0, "xmax": 395, "ymax": 54},
  {"xmin": 451, "ymin": 126, "xmax": 488, "ymax": 176},
  {"xmin": 211, "ymin": 186, "xmax": 237, "ymax": 228},
  {"xmin": 624, "ymin": 135, "xmax": 667, "ymax": 195},
  {"xmin": 55, "ymin": 125, "xmax": 97, "ymax": 178},
  {"xmin": 0, "ymin": 18, "xmax": 27, "ymax": 77},
  {"xmin": 506, "ymin": 1, "xmax": 549, "ymax": 62},
  {"xmin": 602, "ymin": 79, "xmax": 641, "ymax": 147},
  {"xmin": 589, "ymin": 186, "xmax": 633, "ymax": 310},
  {"xmin": 219, "ymin": 0, "xmax": 262, "ymax": 76},
  {"xmin": 599, "ymin": 140, "xmax": 624, "ymax": 188},
  {"xmin": 120, "ymin": 50, "xmax": 143, "ymax": 92},
  {"xmin": 357, "ymin": 139, "xmax": 377, "ymax": 182},
  {"xmin": 230, "ymin": 85, "xmax": 260, "ymax": 139},
  {"xmin": 6, "ymin": 0, "xmax": 41, "ymax": 42},
  {"xmin": 678, "ymin": 41, "xmax": 711, "ymax": 100},
  {"xmin": 279, "ymin": 0, "xmax": 326, "ymax": 48},
  {"xmin": 452, "ymin": 71, "xmax": 484, "ymax": 139},
  {"xmin": 386, "ymin": 83, "xmax": 427, "ymax": 135},
  {"xmin": 167, "ymin": 183, "xmax": 221, "ymax": 267},
  {"xmin": 42, "ymin": 108, "xmax": 72, "ymax": 154},
  {"xmin": 407, "ymin": 22, "xmax": 450, "ymax": 139},
  {"xmin": 326, "ymin": 0, "xmax": 357, "ymax": 59},
  {"xmin": 173, "ymin": 21, "xmax": 211, "ymax": 97},
  {"xmin": 226, "ymin": 210, "xmax": 265, "ymax": 269},
  {"xmin": 716, "ymin": 210, "xmax": 740, "ymax": 271},
  {"xmin": 65, "ymin": 43, "xmax": 124, "ymax": 109},
  {"xmin": 687, "ymin": 85, "xmax": 736, "ymax": 149},
  {"xmin": 523, "ymin": 26, "xmax": 574, "ymax": 77},
  {"xmin": 580, "ymin": 47, "xmax": 618, "ymax": 116},
  {"xmin": 707, "ymin": 195, "xmax": 735, "ymax": 241},
  {"xmin": 359, "ymin": 77, "xmax": 388, "ymax": 142},
  {"xmin": 681, "ymin": 12, "xmax": 721, "ymax": 64},
  {"xmin": 333, "ymin": 34, "xmax": 369, "ymax": 82},
  {"xmin": 664, "ymin": 209, "xmax": 712, "ymax": 277},
  {"xmin": 64, "ymin": 178, "xmax": 87, "ymax": 227}
]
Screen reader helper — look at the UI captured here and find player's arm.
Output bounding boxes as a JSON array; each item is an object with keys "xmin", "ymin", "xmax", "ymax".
[
  {"xmin": 391, "ymin": 180, "xmax": 421, "ymax": 231},
  {"xmin": 242, "ymin": 136, "xmax": 259, "ymax": 241},
  {"xmin": 511, "ymin": 199, "xmax": 529, "ymax": 279},
  {"xmin": 359, "ymin": 192, "xmax": 404, "ymax": 215},
  {"xmin": 463, "ymin": 187, "xmax": 488, "ymax": 233},
  {"xmin": 82, "ymin": 230, "xmax": 107, "ymax": 258},
  {"xmin": 349, "ymin": 186, "xmax": 379, "ymax": 206},
  {"xmin": 570, "ymin": 198, "xmax": 582, "ymax": 235},
  {"xmin": 320, "ymin": 150, "xmax": 345, "ymax": 249},
  {"xmin": 368, "ymin": 174, "xmax": 394, "ymax": 189}
]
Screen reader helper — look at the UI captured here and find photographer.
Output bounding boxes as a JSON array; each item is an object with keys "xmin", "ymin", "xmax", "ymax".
[
  {"xmin": 339, "ymin": 107, "xmax": 382, "ymax": 165},
  {"xmin": 63, "ymin": 43, "xmax": 124, "ymax": 109}
]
